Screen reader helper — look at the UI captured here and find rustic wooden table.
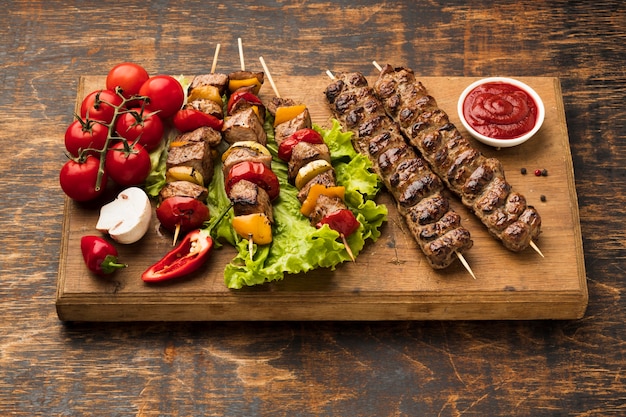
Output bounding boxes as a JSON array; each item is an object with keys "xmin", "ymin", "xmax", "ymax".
[{"xmin": 2, "ymin": 1, "xmax": 624, "ymax": 415}]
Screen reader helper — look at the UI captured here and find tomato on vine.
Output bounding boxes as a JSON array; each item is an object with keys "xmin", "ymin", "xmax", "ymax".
[
  {"xmin": 59, "ymin": 155, "xmax": 108, "ymax": 202},
  {"xmin": 106, "ymin": 62, "xmax": 150, "ymax": 99},
  {"xmin": 64, "ymin": 117, "xmax": 109, "ymax": 157},
  {"xmin": 80, "ymin": 89, "xmax": 124, "ymax": 124},
  {"xmin": 115, "ymin": 108, "xmax": 164, "ymax": 151},
  {"xmin": 105, "ymin": 141, "xmax": 152, "ymax": 186},
  {"xmin": 139, "ymin": 75, "xmax": 184, "ymax": 119}
]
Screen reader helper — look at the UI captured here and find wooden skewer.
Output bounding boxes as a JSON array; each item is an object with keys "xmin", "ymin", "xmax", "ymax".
[
  {"xmin": 238, "ymin": 37, "xmax": 245, "ymax": 71},
  {"xmin": 211, "ymin": 43, "xmax": 221, "ymax": 74},
  {"xmin": 259, "ymin": 56, "xmax": 280, "ymax": 98}
]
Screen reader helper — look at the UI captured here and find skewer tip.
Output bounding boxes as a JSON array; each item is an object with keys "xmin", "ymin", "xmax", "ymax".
[
  {"xmin": 372, "ymin": 60, "xmax": 382, "ymax": 72},
  {"xmin": 325, "ymin": 69, "xmax": 336, "ymax": 80},
  {"xmin": 529, "ymin": 240, "xmax": 545, "ymax": 258},
  {"xmin": 456, "ymin": 252, "xmax": 476, "ymax": 280}
]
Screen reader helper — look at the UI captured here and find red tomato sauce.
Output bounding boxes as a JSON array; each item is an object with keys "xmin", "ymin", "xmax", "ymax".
[{"xmin": 463, "ymin": 82, "xmax": 538, "ymax": 139}]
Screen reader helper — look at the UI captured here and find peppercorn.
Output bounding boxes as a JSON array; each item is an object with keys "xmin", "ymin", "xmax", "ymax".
[
  {"xmin": 540, "ymin": 195, "xmax": 547, "ymax": 202},
  {"xmin": 534, "ymin": 169, "xmax": 542, "ymax": 176},
  {"xmin": 521, "ymin": 167, "xmax": 527, "ymax": 175},
  {"xmin": 541, "ymin": 169, "xmax": 548, "ymax": 176}
]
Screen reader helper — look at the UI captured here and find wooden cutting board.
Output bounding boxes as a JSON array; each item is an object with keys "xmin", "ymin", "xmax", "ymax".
[{"xmin": 56, "ymin": 75, "xmax": 587, "ymax": 321}]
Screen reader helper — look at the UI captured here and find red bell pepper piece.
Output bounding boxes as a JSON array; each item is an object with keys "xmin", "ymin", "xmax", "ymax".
[
  {"xmin": 156, "ymin": 196, "xmax": 210, "ymax": 234},
  {"xmin": 226, "ymin": 90, "xmax": 264, "ymax": 115},
  {"xmin": 277, "ymin": 128, "xmax": 325, "ymax": 162},
  {"xmin": 142, "ymin": 229, "xmax": 213, "ymax": 283},
  {"xmin": 316, "ymin": 209, "xmax": 360, "ymax": 237},
  {"xmin": 80, "ymin": 235, "xmax": 127, "ymax": 276},
  {"xmin": 225, "ymin": 160, "xmax": 280, "ymax": 201},
  {"xmin": 173, "ymin": 108, "xmax": 224, "ymax": 133}
]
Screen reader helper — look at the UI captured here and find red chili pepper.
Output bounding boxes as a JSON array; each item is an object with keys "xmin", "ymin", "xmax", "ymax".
[
  {"xmin": 80, "ymin": 235, "xmax": 127, "ymax": 276},
  {"xmin": 225, "ymin": 160, "xmax": 280, "ymax": 201},
  {"xmin": 226, "ymin": 90, "xmax": 264, "ymax": 115},
  {"xmin": 142, "ymin": 229, "xmax": 213, "ymax": 283},
  {"xmin": 173, "ymin": 108, "xmax": 224, "ymax": 133},
  {"xmin": 316, "ymin": 209, "xmax": 360, "ymax": 237},
  {"xmin": 277, "ymin": 128, "xmax": 325, "ymax": 162},
  {"xmin": 156, "ymin": 196, "xmax": 210, "ymax": 233}
]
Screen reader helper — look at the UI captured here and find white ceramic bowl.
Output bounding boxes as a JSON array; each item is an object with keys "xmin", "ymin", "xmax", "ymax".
[{"xmin": 457, "ymin": 77, "xmax": 545, "ymax": 148}]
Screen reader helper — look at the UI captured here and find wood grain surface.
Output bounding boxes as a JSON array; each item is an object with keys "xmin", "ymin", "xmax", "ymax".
[
  {"xmin": 2, "ymin": 0, "xmax": 625, "ymax": 415},
  {"xmin": 56, "ymin": 75, "xmax": 586, "ymax": 321}
]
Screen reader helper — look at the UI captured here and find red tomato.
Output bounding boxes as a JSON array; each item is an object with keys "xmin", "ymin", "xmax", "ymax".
[
  {"xmin": 225, "ymin": 161, "xmax": 280, "ymax": 201},
  {"xmin": 173, "ymin": 109, "xmax": 224, "ymax": 133},
  {"xmin": 106, "ymin": 62, "xmax": 150, "ymax": 99},
  {"xmin": 59, "ymin": 155, "xmax": 108, "ymax": 202},
  {"xmin": 105, "ymin": 141, "xmax": 151, "ymax": 186},
  {"xmin": 139, "ymin": 75, "xmax": 184, "ymax": 119},
  {"xmin": 64, "ymin": 118, "xmax": 109, "ymax": 157},
  {"xmin": 115, "ymin": 108, "xmax": 165, "ymax": 151},
  {"xmin": 80, "ymin": 89, "xmax": 124, "ymax": 124},
  {"xmin": 156, "ymin": 196, "xmax": 210, "ymax": 233}
]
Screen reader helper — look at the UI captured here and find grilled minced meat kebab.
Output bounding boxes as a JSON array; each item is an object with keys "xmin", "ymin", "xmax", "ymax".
[
  {"xmin": 325, "ymin": 72, "xmax": 472, "ymax": 269},
  {"xmin": 373, "ymin": 64, "xmax": 541, "ymax": 252}
]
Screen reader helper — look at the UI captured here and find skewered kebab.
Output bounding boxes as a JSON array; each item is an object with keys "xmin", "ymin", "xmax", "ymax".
[
  {"xmin": 324, "ymin": 71, "xmax": 474, "ymax": 272},
  {"xmin": 155, "ymin": 46, "xmax": 227, "ymax": 244},
  {"xmin": 372, "ymin": 63, "xmax": 542, "ymax": 254},
  {"xmin": 259, "ymin": 57, "xmax": 360, "ymax": 260},
  {"xmin": 220, "ymin": 40, "xmax": 279, "ymax": 249}
]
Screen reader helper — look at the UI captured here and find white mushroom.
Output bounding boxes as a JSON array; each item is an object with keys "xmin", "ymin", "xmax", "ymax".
[{"xmin": 96, "ymin": 187, "xmax": 152, "ymax": 244}]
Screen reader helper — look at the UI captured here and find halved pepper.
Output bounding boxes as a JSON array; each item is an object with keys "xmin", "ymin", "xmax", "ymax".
[
  {"xmin": 225, "ymin": 160, "xmax": 280, "ymax": 201},
  {"xmin": 142, "ymin": 229, "xmax": 213, "ymax": 283},
  {"xmin": 228, "ymin": 78, "xmax": 262, "ymax": 95},
  {"xmin": 227, "ymin": 90, "xmax": 264, "ymax": 115},
  {"xmin": 187, "ymin": 85, "xmax": 223, "ymax": 106}
]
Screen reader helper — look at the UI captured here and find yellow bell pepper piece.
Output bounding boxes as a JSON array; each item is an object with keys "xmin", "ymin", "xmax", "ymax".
[
  {"xmin": 300, "ymin": 184, "xmax": 346, "ymax": 217},
  {"xmin": 221, "ymin": 141, "xmax": 271, "ymax": 162},
  {"xmin": 228, "ymin": 78, "xmax": 262, "ymax": 95},
  {"xmin": 273, "ymin": 104, "xmax": 307, "ymax": 126},
  {"xmin": 231, "ymin": 213, "xmax": 273, "ymax": 245},
  {"xmin": 295, "ymin": 159, "xmax": 333, "ymax": 190},
  {"xmin": 187, "ymin": 85, "xmax": 222, "ymax": 106},
  {"xmin": 165, "ymin": 166, "xmax": 205, "ymax": 186}
]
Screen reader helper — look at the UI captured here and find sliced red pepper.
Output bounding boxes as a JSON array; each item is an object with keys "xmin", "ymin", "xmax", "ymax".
[
  {"xmin": 277, "ymin": 128, "xmax": 325, "ymax": 162},
  {"xmin": 173, "ymin": 108, "xmax": 224, "ymax": 133},
  {"xmin": 225, "ymin": 160, "xmax": 280, "ymax": 201},
  {"xmin": 142, "ymin": 229, "xmax": 213, "ymax": 283},
  {"xmin": 227, "ymin": 90, "xmax": 264, "ymax": 115},
  {"xmin": 316, "ymin": 208, "xmax": 360, "ymax": 237},
  {"xmin": 80, "ymin": 235, "xmax": 127, "ymax": 276},
  {"xmin": 156, "ymin": 196, "xmax": 210, "ymax": 233}
]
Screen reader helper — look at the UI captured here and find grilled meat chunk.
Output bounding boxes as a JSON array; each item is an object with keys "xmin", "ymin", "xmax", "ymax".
[
  {"xmin": 175, "ymin": 125, "xmax": 223, "ymax": 148},
  {"xmin": 166, "ymin": 141, "xmax": 213, "ymax": 186},
  {"xmin": 222, "ymin": 107, "xmax": 267, "ymax": 146},
  {"xmin": 228, "ymin": 179, "xmax": 274, "ymax": 223},
  {"xmin": 373, "ymin": 64, "xmax": 541, "ymax": 251},
  {"xmin": 273, "ymin": 108, "xmax": 312, "ymax": 145},
  {"xmin": 159, "ymin": 180, "xmax": 208, "ymax": 202},
  {"xmin": 185, "ymin": 98, "xmax": 223, "ymax": 119},
  {"xmin": 325, "ymin": 71, "xmax": 472, "ymax": 269},
  {"xmin": 189, "ymin": 73, "xmax": 229, "ymax": 95},
  {"xmin": 297, "ymin": 169, "xmax": 337, "ymax": 203},
  {"xmin": 287, "ymin": 141, "xmax": 332, "ymax": 183},
  {"xmin": 222, "ymin": 146, "xmax": 273, "ymax": 176}
]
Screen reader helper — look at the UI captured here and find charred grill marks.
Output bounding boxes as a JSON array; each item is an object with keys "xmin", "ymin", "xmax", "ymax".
[
  {"xmin": 373, "ymin": 64, "xmax": 541, "ymax": 252},
  {"xmin": 325, "ymin": 72, "xmax": 473, "ymax": 269}
]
